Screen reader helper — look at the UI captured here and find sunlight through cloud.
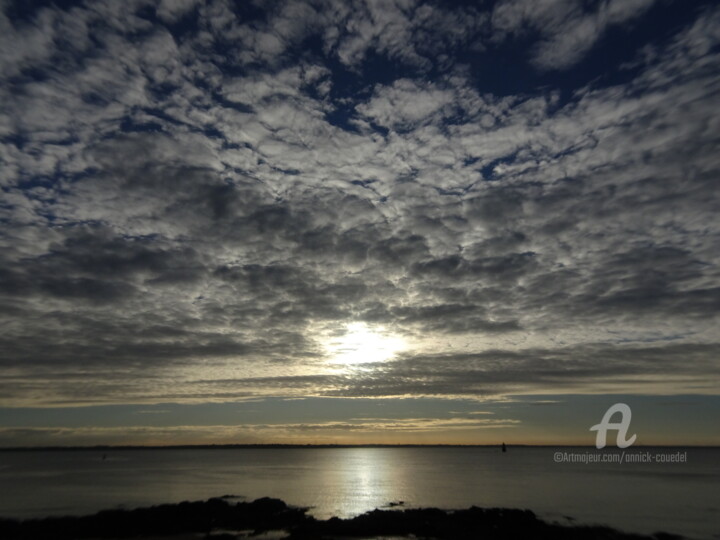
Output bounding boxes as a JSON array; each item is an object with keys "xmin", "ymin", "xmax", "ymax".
[{"xmin": 325, "ymin": 323, "xmax": 406, "ymax": 365}]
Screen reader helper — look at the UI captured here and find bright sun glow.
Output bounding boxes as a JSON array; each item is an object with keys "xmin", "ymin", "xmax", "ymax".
[{"xmin": 326, "ymin": 322, "xmax": 406, "ymax": 365}]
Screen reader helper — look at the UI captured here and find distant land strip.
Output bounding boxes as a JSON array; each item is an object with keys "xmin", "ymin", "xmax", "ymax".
[{"xmin": 1, "ymin": 443, "xmax": 715, "ymax": 451}]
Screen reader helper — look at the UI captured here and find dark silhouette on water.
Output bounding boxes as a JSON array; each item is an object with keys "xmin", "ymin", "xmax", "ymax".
[
  {"xmin": 502, "ymin": 442, "xmax": 507, "ymax": 453},
  {"xmin": 0, "ymin": 497, "xmax": 684, "ymax": 539}
]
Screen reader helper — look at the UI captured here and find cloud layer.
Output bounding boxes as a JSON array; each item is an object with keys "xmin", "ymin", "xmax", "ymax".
[{"xmin": 1, "ymin": 0, "xmax": 719, "ymax": 408}]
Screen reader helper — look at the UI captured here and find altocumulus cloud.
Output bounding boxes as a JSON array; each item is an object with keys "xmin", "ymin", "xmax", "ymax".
[{"xmin": 0, "ymin": 0, "xmax": 719, "ymax": 408}]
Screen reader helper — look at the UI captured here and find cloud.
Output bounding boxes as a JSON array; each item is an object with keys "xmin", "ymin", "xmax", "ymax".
[
  {"xmin": 156, "ymin": 0, "xmax": 201, "ymax": 24},
  {"xmin": 0, "ymin": 414, "xmax": 520, "ymax": 446},
  {"xmin": 327, "ymin": 343, "xmax": 720, "ymax": 398},
  {"xmin": 0, "ymin": 0, "xmax": 719, "ymax": 412},
  {"xmin": 491, "ymin": 0, "xmax": 657, "ymax": 70}
]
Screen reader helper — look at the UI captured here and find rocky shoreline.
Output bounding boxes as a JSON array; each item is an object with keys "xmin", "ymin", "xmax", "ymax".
[{"xmin": 0, "ymin": 497, "xmax": 683, "ymax": 539}]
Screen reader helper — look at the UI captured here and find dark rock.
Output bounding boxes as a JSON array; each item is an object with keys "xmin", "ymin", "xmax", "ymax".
[{"xmin": 0, "ymin": 497, "xmax": 683, "ymax": 540}]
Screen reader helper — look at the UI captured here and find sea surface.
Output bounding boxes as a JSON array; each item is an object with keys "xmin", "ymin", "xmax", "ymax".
[{"xmin": 0, "ymin": 447, "xmax": 718, "ymax": 539}]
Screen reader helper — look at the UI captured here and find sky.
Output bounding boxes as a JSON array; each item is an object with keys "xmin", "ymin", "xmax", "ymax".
[{"xmin": 0, "ymin": 0, "xmax": 719, "ymax": 447}]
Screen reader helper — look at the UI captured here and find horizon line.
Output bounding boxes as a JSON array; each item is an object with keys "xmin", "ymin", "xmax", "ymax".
[{"xmin": 1, "ymin": 443, "xmax": 717, "ymax": 451}]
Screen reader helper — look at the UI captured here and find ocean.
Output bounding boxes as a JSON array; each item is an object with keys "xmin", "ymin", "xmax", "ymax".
[{"xmin": 0, "ymin": 447, "xmax": 718, "ymax": 539}]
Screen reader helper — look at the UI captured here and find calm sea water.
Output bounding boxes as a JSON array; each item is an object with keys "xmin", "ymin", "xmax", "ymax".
[{"xmin": 0, "ymin": 447, "xmax": 718, "ymax": 539}]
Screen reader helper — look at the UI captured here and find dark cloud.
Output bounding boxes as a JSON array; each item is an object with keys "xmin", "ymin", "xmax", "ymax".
[{"xmin": 320, "ymin": 343, "xmax": 720, "ymax": 398}]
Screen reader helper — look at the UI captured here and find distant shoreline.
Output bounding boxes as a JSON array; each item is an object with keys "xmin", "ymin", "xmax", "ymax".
[{"xmin": 1, "ymin": 443, "xmax": 715, "ymax": 451}]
